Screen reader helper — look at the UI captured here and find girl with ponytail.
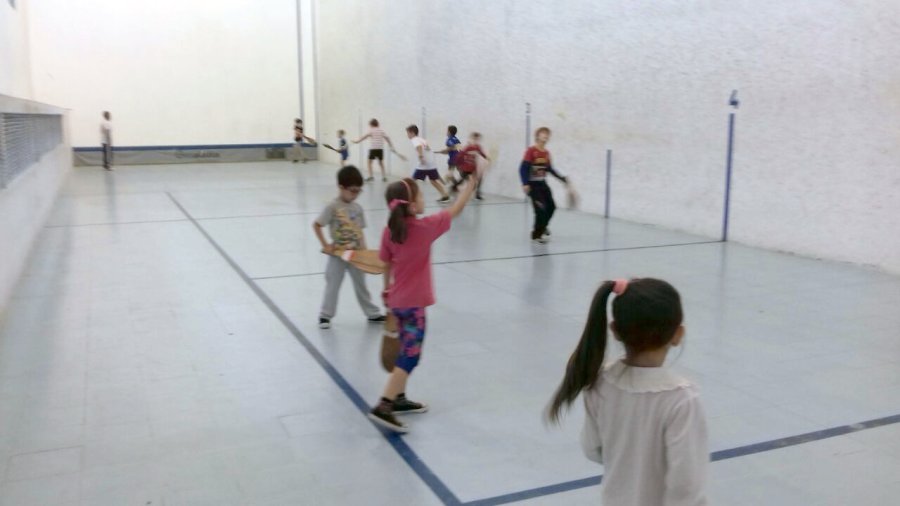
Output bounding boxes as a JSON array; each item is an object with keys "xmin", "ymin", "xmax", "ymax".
[
  {"xmin": 369, "ymin": 176, "xmax": 478, "ymax": 433},
  {"xmin": 549, "ymin": 278, "xmax": 709, "ymax": 506}
]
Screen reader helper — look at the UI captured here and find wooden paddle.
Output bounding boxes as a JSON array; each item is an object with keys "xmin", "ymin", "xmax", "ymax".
[
  {"xmin": 323, "ymin": 248, "xmax": 387, "ymax": 275},
  {"xmin": 380, "ymin": 312, "xmax": 400, "ymax": 372}
]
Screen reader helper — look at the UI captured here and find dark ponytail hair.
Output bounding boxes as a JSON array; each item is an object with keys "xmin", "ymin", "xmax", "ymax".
[
  {"xmin": 547, "ymin": 278, "xmax": 683, "ymax": 423},
  {"xmin": 385, "ymin": 178, "xmax": 418, "ymax": 244}
]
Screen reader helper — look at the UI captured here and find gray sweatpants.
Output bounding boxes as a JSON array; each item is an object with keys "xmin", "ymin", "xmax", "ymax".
[{"xmin": 320, "ymin": 256, "xmax": 381, "ymax": 319}]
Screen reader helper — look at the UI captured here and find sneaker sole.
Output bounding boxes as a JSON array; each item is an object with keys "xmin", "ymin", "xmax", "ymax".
[
  {"xmin": 393, "ymin": 406, "xmax": 429, "ymax": 415},
  {"xmin": 367, "ymin": 413, "xmax": 409, "ymax": 433}
]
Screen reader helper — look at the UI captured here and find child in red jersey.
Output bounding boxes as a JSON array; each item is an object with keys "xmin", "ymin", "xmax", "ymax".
[
  {"xmin": 450, "ymin": 132, "xmax": 488, "ymax": 200},
  {"xmin": 520, "ymin": 127, "xmax": 568, "ymax": 243}
]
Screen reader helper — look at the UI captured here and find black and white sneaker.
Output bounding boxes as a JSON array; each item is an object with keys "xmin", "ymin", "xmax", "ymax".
[
  {"xmin": 368, "ymin": 400, "xmax": 409, "ymax": 433},
  {"xmin": 368, "ymin": 315, "xmax": 386, "ymax": 323},
  {"xmin": 438, "ymin": 196, "xmax": 451, "ymax": 204},
  {"xmin": 392, "ymin": 394, "xmax": 428, "ymax": 415},
  {"xmin": 475, "ymin": 193, "xmax": 484, "ymax": 200},
  {"xmin": 543, "ymin": 229, "xmax": 551, "ymax": 237},
  {"xmin": 318, "ymin": 318, "xmax": 331, "ymax": 329},
  {"xmin": 532, "ymin": 236, "xmax": 548, "ymax": 244},
  {"xmin": 366, "ymin": 176, "xmax": 375, "ymax": 182}
]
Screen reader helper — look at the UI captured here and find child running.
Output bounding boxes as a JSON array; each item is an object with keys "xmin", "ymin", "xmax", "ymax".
[
  {"xmin": 548, "ymin": 278, "xmax": 709, "ymax": 506},
  {"xmin": 353, "ymin": 118, "xmax": 399, "ymax": 182},
  {"xmin": 336, "ymin": 129, "xmax": 350, "ymax": 167},
  {"xmin": 435, "ymin": 125, "xmax": 462, "ymax": 187},
  {"xmin": 450, "ymin": 132, "xmax": 488, "ymax": 200},
  {"xmin": 406, "ymin": 124, "xmax": 451, "ymax": 204},
  {"xmin": 520, "ymin": 127, "xmax": 569, "ymax": 243},
  {"xmin": 292, "ymin": 118, "xmax": 316, "ymax": 163},
  {"xmin": 313, "ymin": 165, "xmax": 386, "ymax": 329},
  {"xmin": 368, "ymin": 176, "xmax": 479, "ymax": 432}
]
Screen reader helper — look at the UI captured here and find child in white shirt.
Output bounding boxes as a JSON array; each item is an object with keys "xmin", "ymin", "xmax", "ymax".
[{"xmin": 548, "ymin": 278, "xmax": 709, "ymax": 506}]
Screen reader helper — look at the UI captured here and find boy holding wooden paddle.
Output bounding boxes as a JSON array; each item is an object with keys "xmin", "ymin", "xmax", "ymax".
[{"xmin": 313, "ymin": 165, "xmax": 386, "ymax": 329}]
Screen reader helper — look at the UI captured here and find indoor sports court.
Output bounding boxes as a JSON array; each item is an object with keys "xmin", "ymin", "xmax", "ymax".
[{"xmin": 1, "ymin": 2, "xmax": 898, "ymax": 506}]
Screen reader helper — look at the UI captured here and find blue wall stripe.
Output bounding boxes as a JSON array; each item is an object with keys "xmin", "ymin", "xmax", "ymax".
[{"xmin": 73, "ymin": 142, "xmax": 310, "ymax": 152}]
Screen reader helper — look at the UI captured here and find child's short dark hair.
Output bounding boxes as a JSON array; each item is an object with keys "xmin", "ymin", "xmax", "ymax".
[
  {"xmin": 337, "ymin": 165, "xmax": 363, "ymax": 187},
  {"xmin": 448, "ymin": 125, "xmax": 457, "ymax": 135},
  {"xmin": 338, "ymin": 129, "xmax": 345, "ymax": 136},
  {"xmin": 369, "ymin": 118, "xmax": 379, "ymax": 127},
  {"xmin": 535, "ymin": 126, "xmax": 551, "ymax": 138},
  {"xmin": 470, "ymin": 132, "xmax": 482, "ymax": 140},
  {"xmin": 406, "ymin": 124, "xmax": 419, "ymax": 135}
]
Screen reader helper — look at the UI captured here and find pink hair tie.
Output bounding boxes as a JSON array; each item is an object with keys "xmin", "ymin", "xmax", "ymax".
[
  {"xmin": 388, "ymin": 199, "xmax": 408, "ymax": 210},
  {"xmin": 612, "ymin": 279, "xmax": 629, "ymax": 295}
]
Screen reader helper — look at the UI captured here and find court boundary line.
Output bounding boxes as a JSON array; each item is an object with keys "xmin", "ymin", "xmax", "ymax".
[
  {"xmin": 249, "ymin": 240, "xmax": 721, "ymax": 281},
  {"xmin": 461, "ymin": 412, "xmax": 900, "ymax": 505},
  {"xmin": 165, "ymin": 190, "xmax": 900, "ymax": 506},
  {"xmin": 165, "ymin": 192, "xmax": 462, "ymax": 505}
]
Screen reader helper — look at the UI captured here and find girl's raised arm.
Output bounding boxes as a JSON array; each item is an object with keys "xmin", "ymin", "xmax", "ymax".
[{"xmin": 448, "ymin": 178, "xmax": 477, "ymax": 218}]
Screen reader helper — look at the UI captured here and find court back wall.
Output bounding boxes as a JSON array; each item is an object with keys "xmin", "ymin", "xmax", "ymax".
[
  {"xmin": 315, "ymin": 0, "xmax": 900, "ymax": 273},
  {"xmin": 28, "ymin": 0, "xmax": 300, "ymax": 147}
]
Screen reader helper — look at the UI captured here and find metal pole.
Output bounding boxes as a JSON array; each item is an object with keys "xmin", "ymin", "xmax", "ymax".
[
  {"xmin": 311, "ymin": 0, "xmax": 321, "ymax": 145},
  {"xmin": 722, "ymin": 90, "xmax": 739, "ymax": 242},
  {"xmin": 295, "ymin": 0, "xmax": 304, "ymax": 121},
  {"xmin": 357, "ymin": 109, "xmax": 363, "ymax": 169},
  {"xmin": 525, "ymin": 102, "xmax": 531, "ymax": 148},
  {"xmin": 604, "ymin": 149, "xmax": 612, "ymax": 218},
  {"xmin": 721, "ymin": 113, "xmax": 735, "ymax": 241}
]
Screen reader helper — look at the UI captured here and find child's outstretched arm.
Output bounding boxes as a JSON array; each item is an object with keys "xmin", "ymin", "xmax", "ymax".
[
  {"xmin": 353, "ymin": 133, "xmax": 370, "ymax": 144},
  {"xmin": 547, "ymin": 164, "xmax": 568, "ymax": 184},
  {"xmin": 448, "ymin": 177, "xmax": 477, "ymax": 218}
]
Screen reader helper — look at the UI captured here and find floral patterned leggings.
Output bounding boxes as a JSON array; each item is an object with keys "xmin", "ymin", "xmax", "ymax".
[{"xmin": 392, "ymin": 307, "xmax": 426, "ymax": 373}]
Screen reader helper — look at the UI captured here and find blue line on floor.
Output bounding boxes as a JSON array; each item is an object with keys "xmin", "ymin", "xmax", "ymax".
[
  {"xmin": 461, "ymin": 412, "xmax": 900, "ymax": 505},
  {"xmin": 166, "ymin": 192, "xmax": 462, "ymax": 506},
  {"xmin": 248, "ymin": 241, "xmax": 723, "ymax": 281}
]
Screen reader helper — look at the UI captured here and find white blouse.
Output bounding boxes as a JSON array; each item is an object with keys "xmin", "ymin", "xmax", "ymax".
[{"xmin": 581, "ymin": 359, "xmax": 709, "ymax": 506}]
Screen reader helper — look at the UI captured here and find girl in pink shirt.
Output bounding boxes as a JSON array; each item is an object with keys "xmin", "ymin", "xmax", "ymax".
[{"xmin": 368, "ymin": 177, "xmax": 478, "ymax": 433}]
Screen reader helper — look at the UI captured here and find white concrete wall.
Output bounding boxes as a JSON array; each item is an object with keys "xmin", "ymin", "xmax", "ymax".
[
  {"xmin": 0, "ymin": 97, "xmax": 72, "ymax": 311},
  {"xmin": 0, "ymin": 0, "xmax": 34, "ymax": 98},
  {"xmin": 315, "ymin": 0, "xmax": 900, "ymax": 273},
  {"xmin": 27, "ymin": 0, "xmax": 301, "ymax": 147}
]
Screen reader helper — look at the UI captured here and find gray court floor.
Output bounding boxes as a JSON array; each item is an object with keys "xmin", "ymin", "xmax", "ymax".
[{"xmin": 1, "ymin": 161, "xmax": 899, "ymax": 505}]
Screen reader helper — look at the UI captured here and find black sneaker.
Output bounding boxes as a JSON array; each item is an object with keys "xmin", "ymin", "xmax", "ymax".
[
  {"xmin": 368, "ymin": 315, "xmax": 386, "ymax": 323},
  {"xmin": 438, "ymin": 196, "xmax": 451, "ymax": 204},
  {"xmin": 318, "ymin": 318, "xmax": 331, "ymax": 329},
  {"xmin": 366, "ymin": 176, "xmax": 375, "ymax": 182},
  {"xmin": 368, "ymin": 400, "xmax": 409, "ymax": 433},
  {"xmin": 392, "ymin": 394, "xmax": 428, "ymax": 415},
  {"xmin": 475, "ymin": 193, "xmax": 484, "ymax": 200}
]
